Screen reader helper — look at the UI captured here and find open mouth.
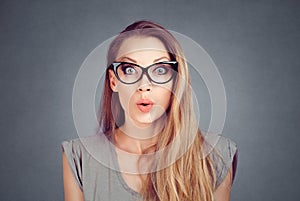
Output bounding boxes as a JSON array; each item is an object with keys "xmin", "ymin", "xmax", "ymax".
[
  {"xmin": 140, "ymin": 103, "xmax": 150, "ymax": 106},
  {"xmin": 136, "ymin": 99, "xmax": 154, "ymax": 112}
]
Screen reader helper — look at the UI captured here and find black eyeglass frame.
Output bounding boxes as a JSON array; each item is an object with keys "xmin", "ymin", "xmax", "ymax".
[{"xmin": 108, "ymin": 61, "xmax": 178, "ymax": 84}]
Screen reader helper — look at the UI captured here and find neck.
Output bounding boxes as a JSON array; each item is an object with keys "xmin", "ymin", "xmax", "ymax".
[{"xmin": 114, "ymin": 117, "xmax": 165, "ymax": 154}]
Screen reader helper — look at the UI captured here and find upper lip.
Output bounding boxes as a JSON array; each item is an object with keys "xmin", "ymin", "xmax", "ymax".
[{"xmin": 136, "ymin": 99, "xmax": 154, "ymax": 105}]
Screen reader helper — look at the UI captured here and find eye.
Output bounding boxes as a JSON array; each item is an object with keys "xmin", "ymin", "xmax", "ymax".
[
  {"xmin": 153, "ymin": 66, "xmax": 170, "ymax": 75},
  {"xmin": 120, "ymin": 64, "xmax": 137, "ymax": 75}
]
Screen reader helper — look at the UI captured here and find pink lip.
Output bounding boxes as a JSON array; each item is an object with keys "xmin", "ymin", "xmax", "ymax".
[
  {"xmin": 136, "ymin": 99, "xmax": 154, "ymax": 105},
  {"xmin": 136, "ymin": 99, "xmax": 154, "ymax": 113}
]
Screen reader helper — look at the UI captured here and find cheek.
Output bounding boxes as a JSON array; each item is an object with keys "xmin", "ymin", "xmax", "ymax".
[
  {"xmin": 158, "ymin": 82, "xmax": 174, "ymax": 107},
  {"xmin": 117, "ymin": 85, "xmax": 136, "ymax": 111},
  {"xmin": 164, "ymin": 91, "xmax": 172, "ymax": 107},
  {"xmin": 156, "ymin": 88, "xmax": 173, "ymax": 109}
]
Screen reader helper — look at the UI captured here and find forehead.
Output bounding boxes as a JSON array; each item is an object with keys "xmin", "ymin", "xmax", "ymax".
[{"xmin": 116, "ymin": 36, "xmax": 170, "ymax": 63}]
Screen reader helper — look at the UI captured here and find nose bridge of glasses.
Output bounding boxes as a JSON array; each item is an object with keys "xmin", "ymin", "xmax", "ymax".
[
  {"xmin": 135, "ymin": 67, "xmax": 151, "ymax": 92},
  {"xmin": 138, "ymin": 70, "xmax": 152, "ymax": 87}
]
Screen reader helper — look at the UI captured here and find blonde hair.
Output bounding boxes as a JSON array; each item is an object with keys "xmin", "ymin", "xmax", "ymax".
[{"xmin": 98, "ymin": 20, "xmax": 216, "ymax": 201}]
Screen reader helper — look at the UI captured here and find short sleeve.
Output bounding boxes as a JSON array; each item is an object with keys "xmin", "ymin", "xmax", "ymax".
[
  {"xmin": 209, "ymin": 136, "xmax": 238, "ymax": 188},
  {"xmin": 62, "ymin": 139, "xmax": 83, "ymax": 190}
]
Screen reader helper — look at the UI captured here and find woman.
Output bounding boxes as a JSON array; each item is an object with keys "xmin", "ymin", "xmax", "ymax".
[{"xmin": 62, "ymin": 20, "xmax": 238, "ymax": 201}]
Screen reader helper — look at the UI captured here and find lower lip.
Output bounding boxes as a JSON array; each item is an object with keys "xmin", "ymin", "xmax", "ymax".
[{"xmin": 137, "ymin": 104, "xmax": 153, "ymax": 113}]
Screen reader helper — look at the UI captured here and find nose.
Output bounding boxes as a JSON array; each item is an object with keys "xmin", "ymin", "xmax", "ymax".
[{"xmin": 137, "ymin": 74, "xmax": 152, "ymax": 92}]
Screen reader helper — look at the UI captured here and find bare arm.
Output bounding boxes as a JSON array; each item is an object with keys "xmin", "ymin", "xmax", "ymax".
[
  {"xmin": 213, "ymin": 165, "xmax": 233, "ymax": 201},
  {"xmin": 62, "ymin": 152, "xmax": 84, "ymax": 201}
]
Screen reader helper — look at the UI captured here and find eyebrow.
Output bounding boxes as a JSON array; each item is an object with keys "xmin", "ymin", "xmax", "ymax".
[
  {"xmin": 117, "ymin": 56, "xmax": 170, "ymax": 63},
  {"xmin": 154, "ymin": 56, "xmax": 170, "ymax": 62}
]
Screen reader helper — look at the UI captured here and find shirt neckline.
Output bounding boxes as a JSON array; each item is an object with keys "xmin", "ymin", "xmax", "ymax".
[{"xmin": 107, "ymin": 134, "xmax": 141, "ymax": 197}]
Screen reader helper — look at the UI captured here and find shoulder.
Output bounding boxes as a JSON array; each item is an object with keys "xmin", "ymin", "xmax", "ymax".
[
  {"xmin": 61, "ymin": 133, "xmax": 115, "ymax": 168},
  {"xmin": 61, "ymin": 133, "xmax": 112, "ymax": 189},
  {"xmin": 213, "ymin": 135, "xmax": 237, "ymax": 161},
  {"xmin": 62, "ymin": 133, "xmax": 109, "ymax": 154},
  {"xmin": 61, "ymin": 133, "xmax": 112, "ymax": 170},
  {"xmin": 208, "ymin": 135, "xmax": 238, "ymax": 188}
]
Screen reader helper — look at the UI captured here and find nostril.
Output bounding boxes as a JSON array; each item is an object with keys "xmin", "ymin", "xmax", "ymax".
[{"xmin": 138, "ymin": 88, "xmax": 151, "ymax": 92}]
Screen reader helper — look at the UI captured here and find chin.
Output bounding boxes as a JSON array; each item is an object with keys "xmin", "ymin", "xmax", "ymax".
[
  {"xmin": 132, "ymin": 112, "xmax": 166, "ymax": 127},
  {"xmin": 132, "ymin": 114, "xmax": 155, "ymax": 126}
]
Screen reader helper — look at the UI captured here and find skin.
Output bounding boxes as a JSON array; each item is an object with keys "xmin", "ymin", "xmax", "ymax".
[
  {"xmin": 62, "ymin": 153, "xmax": 84, "ymax": 201},
  {"xmin": 109, "ymin": 36, "xmax": 174, "ymax": 192},
  {"xmin": 62, "ymin": 36, "xmax": 233, "ymax": 200},
  {"xmin": 109, "ymin": 36, "xmax": 174, "ymax": 143}
]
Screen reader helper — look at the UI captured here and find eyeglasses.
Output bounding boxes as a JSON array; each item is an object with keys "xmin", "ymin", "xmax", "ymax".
[{"xmin": 109, "ymin": 61, "xmax": 178, "ymax": 84}]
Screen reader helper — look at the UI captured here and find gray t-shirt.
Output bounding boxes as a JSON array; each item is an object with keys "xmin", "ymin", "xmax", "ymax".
[{"xmin": 62, "ymin": 133, "xmax": 237, "ymax": 201}]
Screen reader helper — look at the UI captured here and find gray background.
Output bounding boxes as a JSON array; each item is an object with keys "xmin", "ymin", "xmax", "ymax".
[{"xmin": 1, "ymin": 0, "xmax": 299, "ymax": 200}]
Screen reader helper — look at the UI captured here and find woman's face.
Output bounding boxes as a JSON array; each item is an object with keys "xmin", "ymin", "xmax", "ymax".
[{"xmin": 109, "ymin": 36, "xmax": 174, "ymax": 128}]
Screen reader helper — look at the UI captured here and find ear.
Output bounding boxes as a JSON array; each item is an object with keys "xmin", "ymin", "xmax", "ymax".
[{"xmin": 108, "ymin": 70, "xmax": 118, "ymax": 92}]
